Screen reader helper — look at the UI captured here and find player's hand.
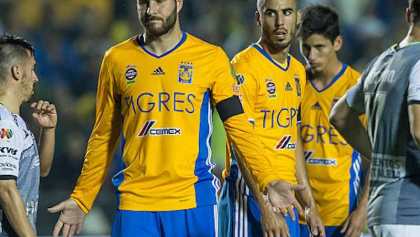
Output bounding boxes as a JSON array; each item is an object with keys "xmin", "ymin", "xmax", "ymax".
[
  {"xmin": 48, "ymin": 199, "xmax": 86, "ymax": 237},
  {"xmin": 261, "ymin": 200, "xmax": 290, "ymax": 237},
  {"xmin": 266, "ymin": 180, "xmax": 305, "ymax": 220},
  {"xmin": 340, "ymin": 205, "xmax": 367, "ymax": 237},
  {"xmin": 305, "ymin": 207, "xmax": 325, "ymax": 237},
  {"xmin": 31, "ymin": 100, "xmax": 57, "ymax": 129}
]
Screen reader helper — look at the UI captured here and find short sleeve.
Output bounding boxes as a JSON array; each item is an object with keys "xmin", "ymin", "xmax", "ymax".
[
  {"xmin": 0, "ymin": 120, "xmax": 23, "ymax": 179},
  {"xmin": 408, "ymin": 59, "xmax": 420, "ymax": 105}
]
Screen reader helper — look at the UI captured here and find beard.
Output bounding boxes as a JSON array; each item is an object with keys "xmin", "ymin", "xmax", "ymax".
[
  {"xmin": 21, "ymin": 80, "xmax": 34, "ymax": 102},
  {"xmin": 262, "ymin": 25, "xmax": 296, "ymax": 52},
  {"xmin": 140, "ymin": 6, "xmax": 177, "ymax": 37}
]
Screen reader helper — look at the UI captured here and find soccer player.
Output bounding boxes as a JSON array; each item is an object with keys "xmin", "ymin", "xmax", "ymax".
[
  {"xmin": 49, "ymin": 0, "xmax": 302, "ymax": 236},
  {"xmin": 218, "ymin": 0, "xmax": 324, "ymax": 236},
  {"xmin": 0, "ymin": 35, "xmax": 57, "ymax": 236},
  {"xmin": 298, "ymin": 5, "xmax": 369, "ymax": 237},
  {"xmin": 330, "ymin": 0, "xmax": 420, "ymax": 236}
]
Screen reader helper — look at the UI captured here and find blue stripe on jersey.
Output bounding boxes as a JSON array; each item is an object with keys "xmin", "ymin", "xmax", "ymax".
[
  {"xmin": 112, "ymin": 136, "xmax": 126, "ymax": 207},
  {"xmin": 309, "ymin": 64, "xmax": 348, "ymax": 93},
  {"xmin": 349, "ymin": 150, "xmax": 362, "ymax": 213},
  {"xmin": 194, "ymin": 90, "xmax": 219, "ymax": 206}
]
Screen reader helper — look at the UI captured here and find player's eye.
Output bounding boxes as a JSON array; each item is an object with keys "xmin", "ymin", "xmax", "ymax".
[
  {"xmin": 283, "ymin": 9, "xmax": 293, "ymax": 16},
  {"xmin": 264, "ymin": 10, "xmax": 276, "ymax": 17}
]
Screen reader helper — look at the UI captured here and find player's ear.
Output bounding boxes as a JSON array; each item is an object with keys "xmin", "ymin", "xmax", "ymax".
[
  {"xmin": 256, "ymin": 10, "xmax": 261, "ymax": 26},
  {"xmin": 176, "ymin": 0, "xmax": 183, "ymax": 13},
  {"xmin": 11, "ymin": 64, "xmax": 23, "ymax": 81},
  {"xmin": 333, "ymin": 36, "xmax": 343, "ymax": 52}
]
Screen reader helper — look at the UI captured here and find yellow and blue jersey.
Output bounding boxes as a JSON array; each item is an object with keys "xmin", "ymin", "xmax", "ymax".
[
  {"xmin": 70, "ymin": 33, "xmax": 280, "ymax": 213},
  {"xmin": 224, "ymin": 44, "xmax": 306, "ymax": 184},
  {"xmin": 300, "ymin": 65, "xmax": 362, "ymax": 226}
]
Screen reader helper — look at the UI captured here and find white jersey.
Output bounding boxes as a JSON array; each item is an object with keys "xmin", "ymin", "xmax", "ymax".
[{"xmin": 0, "ymin": 105, "xmax": 40, "ymax": 235}]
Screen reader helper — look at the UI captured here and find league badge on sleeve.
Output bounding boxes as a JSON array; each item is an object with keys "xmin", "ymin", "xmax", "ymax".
[{"xmin": 178, "ymin": 62, "xmax": 193, "ymax": 84}]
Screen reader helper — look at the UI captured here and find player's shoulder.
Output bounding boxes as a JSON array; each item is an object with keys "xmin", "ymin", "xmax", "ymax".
[
  {"xmin": 231, "ymin": 45, "xmax": 260, "ymax": 69},
  {"xmin": 288, "ymin": 55, "xmax": 306, "ymax": 81},
  {"xmin": 0, "ymin": 112, "xmax": 24, "ymax": 142},
  {"xmin": 344, "ymin": 64, "xmax": 362, "ymax": 83},
  {"xmin": 185, "ymin": 33, "xmax": 226, "ymax": 56},
  {"xmin": 289, "ymin": 55, "xmax": 306, "ymax": 72},
  {"xmin": 103, "ymin": 37, "xmax": 138, "ymax": 60}
]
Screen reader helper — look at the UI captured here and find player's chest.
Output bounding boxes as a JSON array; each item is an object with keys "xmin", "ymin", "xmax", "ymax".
[
  {"xmin": 255, "ymin": 72, "xmax": 302, "ymax": 109},
  {"xmin": 115, "ymin": 59, "xmax": 211, "ymax": 96},
  {"xmin": 302, "ymin": 83, "xmax": 349, "ymax": 116}
]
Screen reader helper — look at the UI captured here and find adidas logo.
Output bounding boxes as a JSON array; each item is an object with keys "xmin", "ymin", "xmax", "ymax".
[
  {"xmin": 312, "ymin": 102, "xmax": 322, "ymax": 110},
  {"xmin": 285, "ymin": 82, "xmax": 293, "ymax": 91},
  {"xmin": 152, "ymin": 67, "xmax": 165, "ymax": 75}
]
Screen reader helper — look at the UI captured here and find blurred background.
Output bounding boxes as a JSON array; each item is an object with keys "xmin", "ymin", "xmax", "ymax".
[{"xmin": 0, "ymin": 0, "xmax": 408, "ymax": 235}]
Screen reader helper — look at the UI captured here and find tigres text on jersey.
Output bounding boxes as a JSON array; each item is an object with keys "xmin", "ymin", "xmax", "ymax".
[{"xmin": 301, "ymin": 64, "xmax": 363, "ymax": 226}]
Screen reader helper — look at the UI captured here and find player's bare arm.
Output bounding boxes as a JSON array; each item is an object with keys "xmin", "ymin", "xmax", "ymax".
[
  {"xmin": 31, "ymin": 100, "xmax": 57, "ymax": 177},
  {"xmin": 295, "ymin": 131, "xmax": 325, "ymax": 237},
  {"xmin": 409, "ymin": 104, "xmax": 420, "ymax": 147},
  {"xmin": 341, "ymin": 161, "xmax": 370, "ymax": 237},
  {"xmin": 329, "ymin": 97, "xmax": 372, "ymax": 159},
  {"xmin": 234, "ymin": 145, "xmax": 290, "ymax": 237},
  {"xmin": 0, "ymin": 180, "xmax": 36, "ymax": 237}
]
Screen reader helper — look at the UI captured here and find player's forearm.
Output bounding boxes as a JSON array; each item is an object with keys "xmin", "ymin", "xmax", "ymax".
[
  {"xmin": 295, "ymin": 134, "xmax": 316, "ymax": 209},
  {"xmin": 330, "ymin": 99, "xmax": 372, "ymax": 159},
  {"xmin": 234, "ymin": 145, "xmax": 267, "ymax": 207},
  {"xmin": 0, "ymin": 181, "xmax": 36, "ymax": 237},
  {"xmin": 224, "ymin": 114, "xmax": 282, "ymax": 191},
  {"xmin": 38, "ymin": 127, "xmax": 56, "ymax": 177},
  {"xmin": 71, "ymin": 130, "xmax": 120, "ymax": 213},
  {"xmin": 357, "ymin": 159, "xmax": 371, "ymax": 209}
]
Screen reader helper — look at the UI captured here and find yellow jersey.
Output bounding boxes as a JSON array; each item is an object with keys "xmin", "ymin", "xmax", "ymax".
[
  {"xmin": 300, "ymin": 64, "xmax": 362, "ymax": 226},
  {"xmin": 224, "ymin": 44, "xmax": 306, "ymax": 184},
  {"xmin": 70, "ymin": 33, "xmax": 281, "ymax": 212}
]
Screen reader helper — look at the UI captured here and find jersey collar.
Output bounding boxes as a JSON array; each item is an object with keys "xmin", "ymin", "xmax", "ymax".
[
  {"xmin": 252, "ymin": 43, "xmax": 291, "ymax": 71},
  {"xmin": 309, "ymin": 64, "xmax": 348, "ymax": 93},
  {"xmin": 136, "ymin": 32, "xmax": 187, "ymax": 58}
]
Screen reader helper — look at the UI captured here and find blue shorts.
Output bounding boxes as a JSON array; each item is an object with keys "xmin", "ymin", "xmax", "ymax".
[
  {"xmin": 111, "ymin": 205, "xmax": 218, "ymax": 237},
  {"xmin": 218, "ymin": 176, "xmax": 300, "ymax": 237},
  {"xmin": 300, "ymin": 224, "xmax": 343, "ymax": 237}
]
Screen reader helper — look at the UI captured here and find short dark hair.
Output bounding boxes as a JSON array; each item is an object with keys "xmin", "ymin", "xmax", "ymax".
[
  {"xmin": 299, "ymin": 5, "xmax": 340, "ymax": 42},
  {"xmin": 409, "ymin": 0, "xmax": 420, "ymax": 23},
  {"xmin": 0, "ymin": 34, "xmax": 34, "ymax": 80}
]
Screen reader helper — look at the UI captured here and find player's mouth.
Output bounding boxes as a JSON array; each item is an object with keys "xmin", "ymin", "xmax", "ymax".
[
  {"xmin": 309, "ymin": 63, "xmax": 322, "ymax": 70},
  {"xmin": 273, "ymin": 29, "xmax": 288, "ymax": 39},
  {"xmin": 145, "ymin": 16, "xmax": 163, "ymax": 24}
]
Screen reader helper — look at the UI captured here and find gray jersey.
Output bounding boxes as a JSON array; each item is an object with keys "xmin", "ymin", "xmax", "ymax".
[
  {"xmin": 0, "ymin": 105, "xmax": 40, "ymax": 236},
  {"xmin": 346, "ymin": 43, "xmax": 420, "ymax": 226}
]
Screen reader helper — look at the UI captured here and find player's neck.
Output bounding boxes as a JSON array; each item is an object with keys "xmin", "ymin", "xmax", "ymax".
[
  {"xmin": 401, "ymin": 25, "xmax": 420, "ymax": 46},
  {"xmin": 142, "ymin": 23, "xmax": 183, "ymax": 55},
  {"xmin": 312, "ymin": 58, "xmax": 343, "ymax": 87},
  {"xmin": 258, "ymin": 40, "xmax": 289, "ymax": 63},
  {"xmin": 0, "ymin": 93, "xmax": 21, "ymax": 114}
]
